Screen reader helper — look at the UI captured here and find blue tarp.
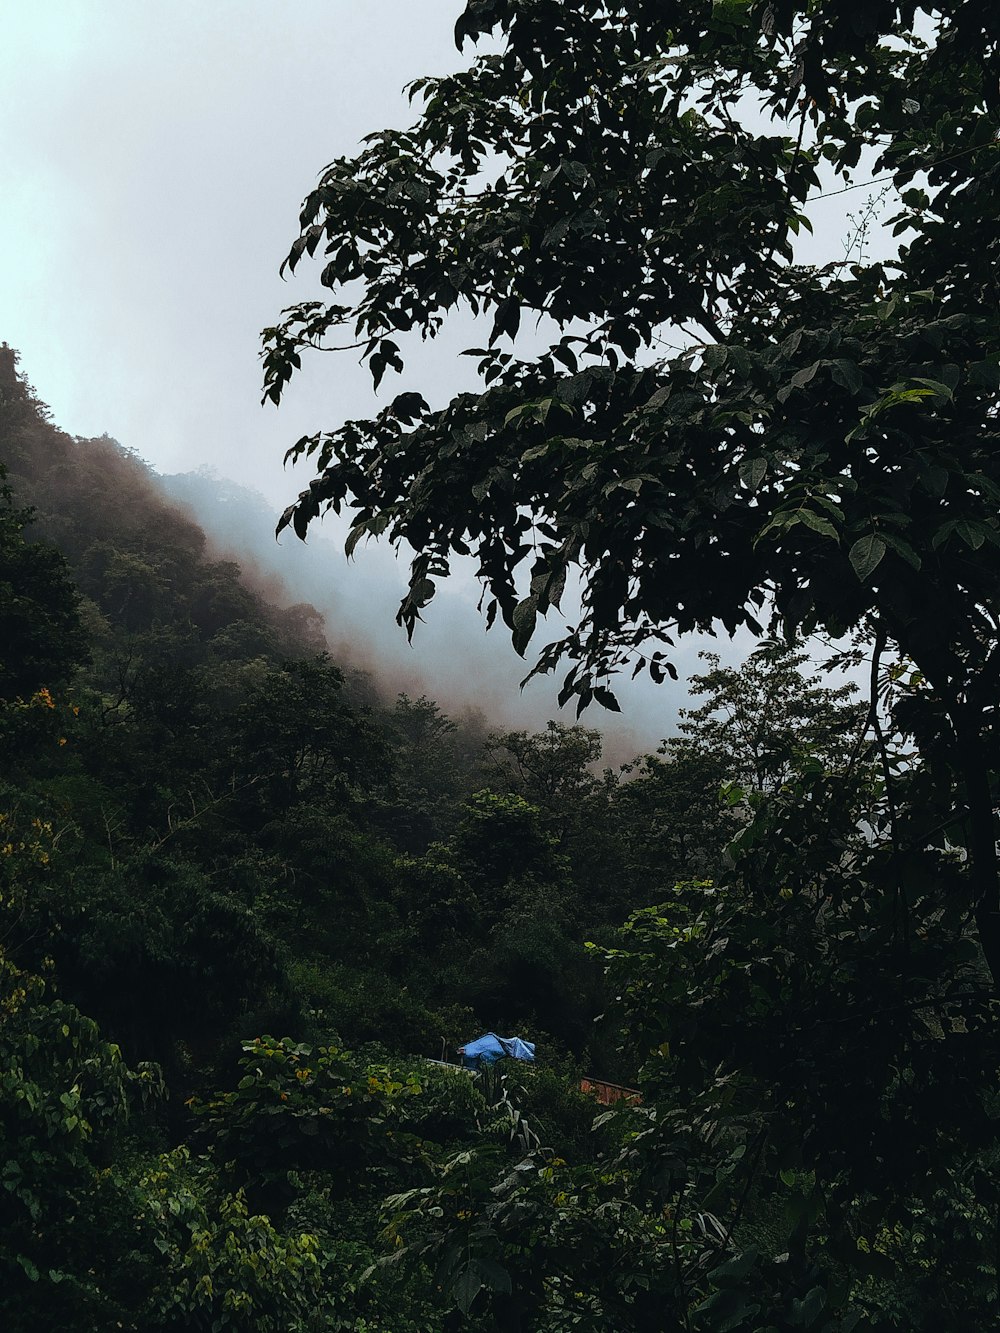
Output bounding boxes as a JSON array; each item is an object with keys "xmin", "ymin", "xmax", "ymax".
[{"xmin": 460, "ymin": 1033, "xmax": 536, "ymax": 1070}]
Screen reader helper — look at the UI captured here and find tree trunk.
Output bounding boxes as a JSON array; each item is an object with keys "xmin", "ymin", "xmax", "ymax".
[{"xmin": 954, "ymin": 713, "xmax": 1000, "ymax": 987}]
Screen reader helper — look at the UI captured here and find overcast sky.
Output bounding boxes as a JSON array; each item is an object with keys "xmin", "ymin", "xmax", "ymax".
[
  {"xmin": 2, "ymin": 1, "xmax": 477, "ymax": 490},
  {"xmin": 2, "ymin": 2, "xmax": 884, "ymax": 750}
]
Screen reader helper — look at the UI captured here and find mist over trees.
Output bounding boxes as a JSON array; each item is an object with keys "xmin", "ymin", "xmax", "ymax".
[
  {"xmin": 4, "ymin": 0, "xmax": 1000, "ymax": 1328},
  {"xmin": 158, "ymin": 464, "xmax": 684, "ymax": 755}
]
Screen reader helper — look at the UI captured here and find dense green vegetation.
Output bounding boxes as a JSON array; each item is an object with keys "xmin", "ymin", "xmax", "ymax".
[
  {"xmin": 258, "ymin": 0, "xmax": 1000, "ymax": 1321},
  {"xmin": 0, "ymin": 345, "xmax": 753, "ymax": 1328},
  {"xmin": 3, "ymin": 339, "xmax": 999, "ymax": 1328},
  {"xmin": 6, "ymin": 0, "xmax": 1000, "ymax": 1327}
]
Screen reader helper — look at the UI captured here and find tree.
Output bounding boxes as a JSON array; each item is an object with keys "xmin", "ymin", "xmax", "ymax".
[
  {"xmin": 484, "ymin": 721, "xmax": 603, "ymax": 829},
  {"xmin": 374, "ymin": 724, "xmax": 996, "ymax": 1330},
  {"xmin": 0, "ymin": 468, "xmax": 84, "ymax": 699},
  {"xmin": 609, "ymin": 643, "xmax": 864, "ymax": 897},
  {"xmin": 0, "ymin": 941, "xmax": 166, "ymax": 1331},
  {"xmin": 676, "ymin": 641, "xmax": 864, "ymax": 795},
  {"xmin": 264, "ymin": 2, "xmax": 1000, "ymax": 977},
  {"xmin": 228, "ymin": 655, "xmax": 389, "ymax": 815},
  {"xmin": 377, "ymin": 693, "xmax": 484, "ymax": 852},
  {"xmin": 0, "ymin": 948, "xmax": 328, "ymax": 1333},
  {"xmin": 36, "ymin": 850, "xmax": 287, "ymax": 1067},
  {"xmin": 612, "ymin": 742, "xmax": 738, "ymax": 896}
]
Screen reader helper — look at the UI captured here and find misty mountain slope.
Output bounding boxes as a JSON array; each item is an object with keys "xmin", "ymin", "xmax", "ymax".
[
  {"xmin": 2, "ymin": 340, "xmax": 711, "ymax": 757},
  {"xmin": 0, "ymin": 349, "xmax": 498, "ymax": 1059},
  {"xmin": 1, "ymin": 348, "xmax": 650, "ymax": 1068},
  {"xmin": 0, "ymin": 351, "xmax": 326, "ymax": 666},
  {"xmin": 0, "ymin": 348, "xmax": 742, "ymax": 1074},
  {"xmin": 160, "ymin": 465, "xmax": 714, "ymax": 756}
]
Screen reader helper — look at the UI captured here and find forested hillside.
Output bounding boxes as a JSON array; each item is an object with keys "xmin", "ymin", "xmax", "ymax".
[
  {"xmin": 4, "ymin": 335, "xmax": 999, "ymax": 1329},
  {"xmin": 0, "ymin": 346, "xmax": 755, "ymax": 1326},
  {"xmin": 6, "ymin": 0, "xmax": 1000, "ymax": 1324}
]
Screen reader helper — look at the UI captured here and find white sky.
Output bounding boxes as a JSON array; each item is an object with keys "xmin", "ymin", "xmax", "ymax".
[{"xmin": 1, "ymin": 2, "xmax": 886, "ymax": 751}]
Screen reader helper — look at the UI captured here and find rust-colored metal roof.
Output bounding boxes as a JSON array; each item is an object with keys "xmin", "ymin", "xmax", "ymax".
[{"xmin": 579, "ymin": 1077, "xmax": 642, "ymax": 1106}]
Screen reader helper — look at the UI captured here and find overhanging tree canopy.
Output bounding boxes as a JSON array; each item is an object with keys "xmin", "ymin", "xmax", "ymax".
[{"xmin": 264, "ymin": 3, "xmax": 1000, "ymax": 963}]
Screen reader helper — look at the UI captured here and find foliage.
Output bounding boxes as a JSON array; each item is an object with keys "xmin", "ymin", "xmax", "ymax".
[
  {"xmin": 377, "ymin": 693, "xmax": 488, "ymax": 853},
  {"xmin": 393, "ymin": 789, "xmax": 604, "ymax": 1052},
  {"xmin": 194, "ymin": 1037, "xmax": 428, "ymax": 1198},
  {"xmin": 598, "ymin": 857, "xmax": 1000, "ymax": 1328},
  {"xmin": 35, "ymin": 851, "xmax": 287, "ymax": 1064},
  {"xmin": 0, "ymin": 946, "xmax": 164, "ymax": 1331},
  {"xmin": 7, "ymin": 0, "xmax": 1000, "ymax": 1314},
  {"xmin": 0, "ymin": 467, "xmax": 84, "ymax": 700},
  {"xmin": 266, "ymin": 0, "xmax": 1000, "ymax": 977},
  {"xmin": 266, "ymin": 0, "xmax": 995, "ymax": 681},
  {"xmin": 611, "ymin": 741, "xmax": 737, "ymax": 895},
  {"xmin": 608, "ymin": 641, "xmax": 866, "ymax": 897},
  {"xmin": 377, "ymin": 733, "xmax": 999, "ymax": 1328},
  {"xmin": 483, "ymin": 722, "xmax": 603, "ymax": 827},
  {"xmin": 140, "ymin": 1149, "xmax": 327, "ymax": 1333},
  {"xmin": 676, "ymin": 642, "xmax": 864, "ymax": 794},
  {"xmin": 229, "ymin": 654, "xmax": 390, "ymax": 815},
  {"xmin": 379, "ymin": 1140, "xmax": 679, "ymax": 1330}
]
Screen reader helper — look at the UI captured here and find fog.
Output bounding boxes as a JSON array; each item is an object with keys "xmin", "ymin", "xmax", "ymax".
[{"xmin": 160, "ymin": 466, "xmax": 737, "ymax": 762}]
